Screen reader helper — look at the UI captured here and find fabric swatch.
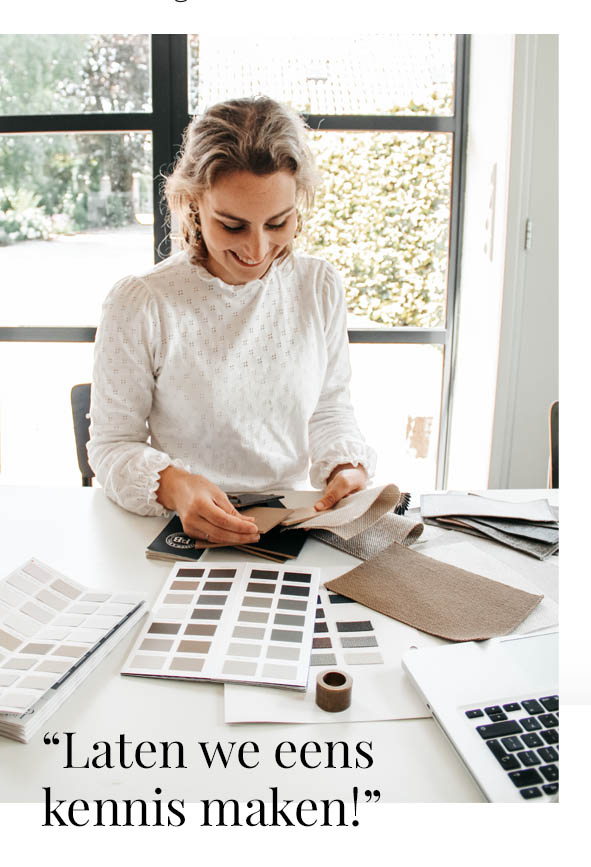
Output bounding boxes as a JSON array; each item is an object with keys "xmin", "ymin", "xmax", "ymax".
[
  {"xmin": 193, "ymin": 507, "xmax": 292, "ymax": 549},
  {"xmin": 324, "ymin": 542, "xmax": 543, "ymax": 641},
  {"xmin": 428, "ymin": 516, "xmax": 558, "ymax": 560},
  {"xmin": 280, "ymin": 484, "xmax": 401, "ymax": 539},
  {"xmin": 420, "ymin": 493, "xmax": 556, "ymax": 522},
  {"xmin": 312, "ymin": 509, "xmax": 423, "ymax": 559}
]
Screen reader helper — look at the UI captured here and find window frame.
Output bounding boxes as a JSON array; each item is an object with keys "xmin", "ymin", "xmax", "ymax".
[{"xmin": 0, "ymin": 33, "xmax": 470, "ymax": 487}]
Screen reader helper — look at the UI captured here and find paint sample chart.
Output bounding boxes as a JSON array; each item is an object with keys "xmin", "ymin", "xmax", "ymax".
[
  {"xmin": 0, "ymin": 559, "xmax": 144, "ymax": 715},
  {"xmin": 310, "ymin": 593, "xmax": 384, "ymax": 668},
  {"xmin": 224, "ymin": 583, "xmax": 447, "ymax": 723},
  {"xmin": 121, "ymin": 562, "xmax": 321, "ymax": 690}
]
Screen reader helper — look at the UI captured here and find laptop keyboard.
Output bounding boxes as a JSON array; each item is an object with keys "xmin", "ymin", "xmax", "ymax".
[{"xmin": 465, "ymin": 694, "xmax": 559, "ymax": 800}]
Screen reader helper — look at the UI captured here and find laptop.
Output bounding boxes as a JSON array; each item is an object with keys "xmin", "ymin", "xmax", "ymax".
[{"xmin": 401, "ymin": 630, "xmax": 558, "ymax": 802}]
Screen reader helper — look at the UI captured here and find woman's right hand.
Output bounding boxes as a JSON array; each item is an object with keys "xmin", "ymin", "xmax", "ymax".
[{"xmin": 156, "ymin": 466, "xmax": 260, "ymax": 544}]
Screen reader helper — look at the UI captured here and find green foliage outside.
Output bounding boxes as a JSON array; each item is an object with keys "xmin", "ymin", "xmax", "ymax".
[
  {"xmin": 1, "ymin": 35, "xmax": 452, "ymax": 328},
  {"xmin": 303, "ymin": 128, "xmax": 451, "ymax": 327},
  {"xmin": 0, "ymin": 35, "xmax": 151, "ymax": 243}
]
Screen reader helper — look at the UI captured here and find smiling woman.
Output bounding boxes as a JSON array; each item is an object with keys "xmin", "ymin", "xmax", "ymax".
[
  {"xmin": 198, "ymin": 170, "xmax": 297, "ymax": 284},
  {"xmin": 88, "ymin": 97, "xmax": 376, "ymax": 544}
]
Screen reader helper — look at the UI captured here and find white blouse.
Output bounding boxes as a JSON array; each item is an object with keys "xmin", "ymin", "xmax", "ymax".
[{"xmin": 88, "ymin": 250, "xmax": 376, "ymax": 517}]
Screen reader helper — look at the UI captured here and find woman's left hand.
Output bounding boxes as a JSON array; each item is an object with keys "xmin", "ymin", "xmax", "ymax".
[{"xmin": 314, "ymin": 463, "xmax": 368, "ymax": 511}]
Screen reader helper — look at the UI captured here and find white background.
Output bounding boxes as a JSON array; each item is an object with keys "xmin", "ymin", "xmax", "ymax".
[{"xmin": 0, "ymin": 1, "xmax": 587, "ymax": 863}]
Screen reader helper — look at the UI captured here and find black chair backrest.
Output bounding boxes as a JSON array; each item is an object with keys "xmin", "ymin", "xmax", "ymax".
[
  {"xmin": 71, "ymin": 383, "xmax": 94, "ymax": 487},
  {"xmin": 550, "ymin": 400, "xmax": 558, "ymax": 489}
]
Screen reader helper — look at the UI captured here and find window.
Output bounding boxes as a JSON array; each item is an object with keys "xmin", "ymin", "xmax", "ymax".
[{"xmin": 0, "ymin": 34, "xmax": 468, "ymax": 488}]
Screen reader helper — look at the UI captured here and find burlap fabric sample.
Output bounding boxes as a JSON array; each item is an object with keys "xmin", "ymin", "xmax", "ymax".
[
  {"xmin": 325, "ymin": 541, "xmax": 543, "ymax": 641},
  {"xmin": 312, "ymin": 511, "xmax": 424, "ymax": 559},
  {"xmin": 280, "ymin": 483, "xmax": 401, "ymax": 539}
]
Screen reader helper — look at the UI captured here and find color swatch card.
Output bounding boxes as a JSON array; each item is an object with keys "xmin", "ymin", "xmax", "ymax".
[
  {"xmin": 0, "ymin": 558, "xmax": 145, "ymax": 716},
  {"xmin": 224, "ymin": 579, "xmax": 446, "ymax": 724},
  {"xmin": 121, "ymin": 562, "xmax": 321, "ymax": 690}
]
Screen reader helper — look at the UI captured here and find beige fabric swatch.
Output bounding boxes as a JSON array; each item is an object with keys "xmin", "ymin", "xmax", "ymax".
[
  {"xmin": 280, "ymin": 484, "xmax": 401, "ymax": 540},
  {"xmin": 324, "ymin": 541, "xmax": 543, "ymax": 641},
  {"xmin": 193, "ymin": 507, "xmax": 292, "ymax": 549},
  {"xmin": 313, "ymin": 511, "xmax": 424, "ymax": 559}
]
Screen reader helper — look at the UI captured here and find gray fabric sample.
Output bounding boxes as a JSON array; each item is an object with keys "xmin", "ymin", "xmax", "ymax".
[
  {"xmin": 340, "ymin": 635, "xmax": 378, "ymax": 648},
  {"xmin": 312, "ymin": 510, "xmax": 424, "ymax": 560}
]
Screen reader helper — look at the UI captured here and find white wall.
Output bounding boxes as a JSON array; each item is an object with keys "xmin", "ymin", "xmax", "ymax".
[
  {"xmin": 446, "ymin": 34, "xmax": 516, "ymax": 489},
  {"xmin": 447, "ymin": 34, "xmax": 558, "ymax": 490},
  {"xmin": 488, "ymin": 35, "xmax": 559, "ymax": 488}
]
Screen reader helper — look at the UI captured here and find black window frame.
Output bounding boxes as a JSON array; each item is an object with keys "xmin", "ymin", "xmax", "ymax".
[{"xmin": 0, "ymin": 33, "xmax": 469, "ymax": 487}]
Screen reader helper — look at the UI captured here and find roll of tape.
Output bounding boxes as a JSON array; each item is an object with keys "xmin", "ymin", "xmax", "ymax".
[{"xmin": 315, "ymin": 669, "xmax": 353, "ymax": 712}]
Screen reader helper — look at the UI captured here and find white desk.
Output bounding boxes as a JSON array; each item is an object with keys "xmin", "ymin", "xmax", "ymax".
[{"xmin": 0, "ymin": 486, "xmax": 558, "ymax": 804}]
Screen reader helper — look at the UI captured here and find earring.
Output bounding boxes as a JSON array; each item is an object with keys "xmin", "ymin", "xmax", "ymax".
[
  {"xmin": 193, "ymin": 210, "xmax": 202, "ymax": 242},
  {"xmin": 294, "ymin": 210, "xmax": 303, "ymax": 238}
]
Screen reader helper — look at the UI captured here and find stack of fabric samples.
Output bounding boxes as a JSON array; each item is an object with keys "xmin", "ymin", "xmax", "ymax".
[{"xmin": 419, "ymin": 493, "xmax": 559, "ymax": 560}]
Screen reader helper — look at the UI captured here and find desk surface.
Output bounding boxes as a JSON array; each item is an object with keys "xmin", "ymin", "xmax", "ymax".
[{"xmin": 0, "ymin": 486, "xmax": 558, "ymax": 804}]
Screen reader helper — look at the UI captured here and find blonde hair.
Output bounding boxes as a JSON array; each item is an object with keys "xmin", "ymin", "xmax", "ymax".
[{"xmin": 164, "ymin": 96, "xmax": 319, "ymax": 263}]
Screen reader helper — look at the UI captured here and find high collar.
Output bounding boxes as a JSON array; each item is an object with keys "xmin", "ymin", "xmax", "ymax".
[{"xmin": 187, "ymin": 251, "xmax": 293, "ymax": 295}]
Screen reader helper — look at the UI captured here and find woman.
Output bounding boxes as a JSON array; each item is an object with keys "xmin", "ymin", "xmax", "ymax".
[{"xmin": 88, "ymin": 96, "xmax": 376, "ymax": 546}]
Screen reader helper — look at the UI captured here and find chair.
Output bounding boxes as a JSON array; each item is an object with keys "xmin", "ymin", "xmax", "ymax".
[
  {"xmin": 549, "ymin": 400, "xmax": 558, "ymax": 489},
  {"xmin": 71, "ymin": 383, "xmax": 94, "ymax": 487}
]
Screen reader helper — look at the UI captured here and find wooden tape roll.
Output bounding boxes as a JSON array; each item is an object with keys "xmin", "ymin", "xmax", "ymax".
[{"xmin": 315, "ymin": 669, "xmax": 353, "ymax": 712}]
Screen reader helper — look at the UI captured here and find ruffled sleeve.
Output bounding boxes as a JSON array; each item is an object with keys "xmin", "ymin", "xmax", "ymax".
[
  {"xmin": 88, "ymin": 275, "xmax": 190, "ymax": 516},
  {"xmin": 308, "ymin": 263, "xmax": 377, "ymax": 488}
]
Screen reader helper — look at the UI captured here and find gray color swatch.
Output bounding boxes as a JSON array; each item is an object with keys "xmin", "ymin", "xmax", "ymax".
[
  {"xmin": 336, "ymin": 620, "xmax": 374, "ymax": 632},
  {"xmin": 246, "ymin": 582, "xmax": 275, "ymax": 594},
  {"xmin": 148, "ymin": 622, "xmax": 180, "ymax": 635},
  {"xmin": 140, "ymin": 638, "xmax": 174, "ymax": 652},
  {"xmin": 177, "ymin": 639, "xmax": 211, "ymax": 654},
  {"xmin": 310, "ymin": 653, "xmax": 337, "ymax": 666},
  {"xmin": 266, "ymin": 645, "xmax": 300, "ymax": 661},
  {"xmin": 238, "ymin": 610, "xmax": 269, "ymax": 623},
  {"xmin": 232, "ymin": 626, "xmax": 265, "ymax": 640},
  {"xmin": 340, "ymin": 635, "xmax": 378, "ymax": 648},
  {"xmin": 270, "ymin": 628, "xmax": 303, "ymax": 643},
  {"xmin": 184, "ymin": 623, "xmax": 217, "ymax": 636},
  {"xmin": 169, "ymin": 656, "xmax": 205, "ymax": 672},
  {"xmin": 242, "ymin": 596, "xmax": 273, "ymax": 609},
  {"xmin": 277, "ymin": 598, "xmax": 307, "ymax": 611},
  {"xmin": 280, "ymin": 584, "xmax": 310, "ymax": 597},
  {"xmin": 274, "ymin": 613, "xmax": 305, "ymax": 627},
  {"xmin": 227, "ymin": 642, "xmax": 261, "ymax": 657},
  {"xmin": 196, "ymin": 594, "xmax": 227, "ymax": 606},
  {"xmin": 192, "ymin": 608, "xmax": 223, "ymax": 620}
]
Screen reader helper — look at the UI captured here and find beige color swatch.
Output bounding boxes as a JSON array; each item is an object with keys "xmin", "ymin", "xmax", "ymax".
[
  {"xmin": 324, "ymin": 542, "xmax": 543, "ymax": 641},
  {"xmin": 280, "ymin": 484, "xmax": 401, "ymax": 539}
]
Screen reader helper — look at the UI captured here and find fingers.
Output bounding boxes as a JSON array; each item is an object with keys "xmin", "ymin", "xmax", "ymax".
[
  {"xmin": 176, "ymin": 476, "xmax": 260, "ymax": 543},
  {"xmin": 191, "ymin": 522, "xmax": 261, "ymax": 545},
  {"xmin": 314, "ymin": 468, "xmax": 367, "ymax": 511},
  {"xmin": 181, "ymin": 510, "xmax": 261, "ymax": 544}
]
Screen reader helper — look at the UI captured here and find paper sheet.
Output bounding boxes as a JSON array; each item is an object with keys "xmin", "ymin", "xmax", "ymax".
[
  {"xmin": 421, "ymin": 542, "xmax": 558, "ymax": 635},
  {"xmin": 224, "ymin": 578, "xmax": 444, "ymax": 724}
]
